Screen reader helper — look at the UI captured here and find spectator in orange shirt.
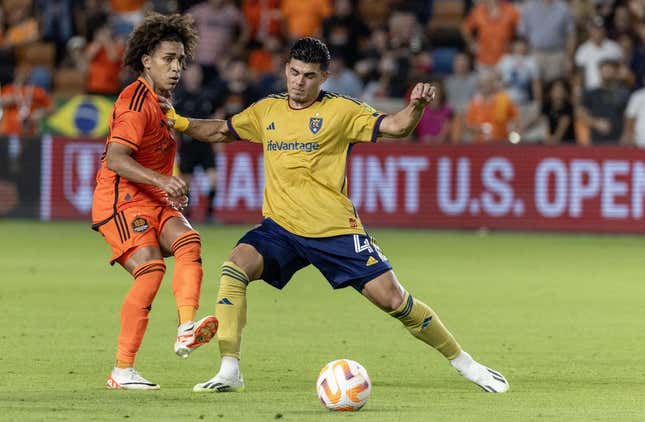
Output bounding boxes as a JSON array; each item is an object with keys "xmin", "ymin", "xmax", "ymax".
[
  {"xmin": 281, "ymin": 0, "xmax": 332, "ymax": 39},
  {"xmin": 2, "ymin": 0, "xmax": 39, "ymax": 48},
  {"xmin": 0, "ymin": 67, "xmax": 53, "ymax": 136},
  {"xmin": 243, "ymin": 0, "xmax": 282, "ymax": 42},
  {"xmin": 464, "ymin": 70, "xmax": 520, "ymax": 143},
  {"xmin": 86, "ymin": 21, "xmax": 125, "ymax": 95},
  {"xmin": 462, "ymin": 0, "xmax": 520, "ymax": 67},
  {"xmin": 109, "ymin": 0, "xmax": 147, "ymax": 36}
]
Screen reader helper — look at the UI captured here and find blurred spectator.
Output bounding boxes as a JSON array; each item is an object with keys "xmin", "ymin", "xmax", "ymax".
[
  {"xmin": 497, "ymin": 37, "xmax": 542, "ymax": 106},
  {"xmin": 444, "ymin": 52, "xmax": 478, "ymax": 114},
  {"xmin": 281, "ymin": 0, "xmax": 332, "ymax": 39},
  {"xmin": 74, "ymin": 0, "xmax": 109, "ymax": 41},
  {"xmin": 321, "ymin": 57, "xmax": 363, "ymax": 98},
  {"xmin": 464, "ymin": 70, "xmax": 520, "ymax": 143},
  {"xmin": 388, "ymin": 9, "xmax": 425, "ymax": 53},
  {"xmin": 414, "ymin": 79, "xmax": 454, "ymax": 145},
  {"xmin": 322, "ymin": 0, "xmax": 369, "ymax": 67},
  {"xmin": 214, "ymin": 59, "xmax": 260, "ymax": 119},
  {"xmin": 621, "ymin": 81, "xmax": 645, "ymax": 147},
  {"xmin": 578, "ymin": 59, "xmax": 630, "ymax": 144},
  {"xmin": 248, "ymin": 35, "xmax": 284, "ymax": 76},
  {"xmin": 518, "ymin": 0, "xmax": 576, "ymax": 82},
  {"xmin": 626, "ymin": 0, "xmax": 644, "ymax": 21},
  {"xmin": 109, "ymin": 0, "xmax": 146, "ymax": 37},
  {"xmin": 354, "ymin": 29, "xmax": 389, "ymax": 85},
  {"xmin": 0, "ymin": 66, "xmax": 53, "ymax": 136},
  {"xmin": 569, "ymin": 0, "xmax": 596, "ymax": 34},
  {"xmin": 607, "ymin": 5, "xmax": 635, "ymax": 40},
  {"xmin": 255, "ymin": 50, "xmax": 287, "ymax": 97},
  {"xmin": 242, "ymin": 0, "xmax": 282, "ymax": 42},
  {"xmin": 541, "ymin": 78, "xmax": 577, "ymax": 144},
  {"xmin": 462, "ymin": 0, "xmax": 520, "ymax": 67},
  {"xmin": 36, "ymin": 0, "xmax": 75, "ymax": 64},
  {"xmin": 362, "ymin": 51, "xmax": 410, "ymax": 101},
  {"xmin": 188, "ymin": 0, "xmax": 249, "ymax": 75},
  {"xmin": 630, "ymin": 21, "xmax": 645, "ymax": 89},
  {"xmin": 60, "ymin": 36, "xmax": 87, "ymax": 71},
  {"xmin": 2, "ymin": 0, "xmax": 39, "ymax": 48},
  {"xmin": 574, "ymin": 16, "xmax": 623, "ymax": 90},
  {"xmin": 85, "ymin": 21, "xmax": 124, "ymax": 95},
  {"xmin": 174, "ymin": 63, "xmax": 219, "ymax": 221},
  {"xmin": 615, "ymin": 33, "xmax": 635, "ymax": 88},
  {"xmin": 357, "ymin": 0, "xmax": 390, "ymax": 31}
]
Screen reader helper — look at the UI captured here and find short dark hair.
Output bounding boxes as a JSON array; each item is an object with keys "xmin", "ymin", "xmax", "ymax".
[
  {"xmin": 123, "ymin": 12, "xmax": 198, "ymax": 73},
  {"xmin": 288, "ymin": 37, "xmax": 331, "ymax": 71}
]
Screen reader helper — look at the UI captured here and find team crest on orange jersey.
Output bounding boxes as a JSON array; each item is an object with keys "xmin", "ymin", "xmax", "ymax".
[
  {"xmin": 131, "ymin": 217, "xmax": 149, "ymax": 233},
  {"xmin": 309, "ymin": 117, "xmax": 323, "ymax": 134}
]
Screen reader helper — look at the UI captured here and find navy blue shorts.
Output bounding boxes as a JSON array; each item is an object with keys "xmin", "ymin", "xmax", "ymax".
[{"xmin": 237, "ymin": 218, "xmax": 392, "ymax": 291}]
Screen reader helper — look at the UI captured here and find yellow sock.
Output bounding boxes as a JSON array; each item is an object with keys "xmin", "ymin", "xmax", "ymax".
[
  {"xmin": 178, "ymin": 306, "xmax": 196, "ymax": 325},
  {"xmin": 389, "ymin": 292, "xmax": 462, "ymax": 360},
  {"xmin": 215, "ymin": 261, "xmax": 249, "ymax": 359}
]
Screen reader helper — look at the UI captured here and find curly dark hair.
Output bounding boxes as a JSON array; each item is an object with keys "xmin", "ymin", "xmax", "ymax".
[
  {"xmin": 123, "ymin": 12, "xmax": 198, "ymax": 73},
  {"xmin": 288, "ymin": 37, "xmax": 331, "ymax": 71}
]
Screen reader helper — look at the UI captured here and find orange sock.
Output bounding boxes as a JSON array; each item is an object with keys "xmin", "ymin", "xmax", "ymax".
[
  {"xmin": 170, "ymin": 231, "xmax": 203, "ymax": 324},
  {"xmin": 115, "ymin": 259, "xmax": 165, "ymax": 365}
]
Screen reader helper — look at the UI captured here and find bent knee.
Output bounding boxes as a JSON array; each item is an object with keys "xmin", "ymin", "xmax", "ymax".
[
  {"xmin": 381, "ymin": 291, "xmax": 405, "ymax": 313},
  {"xmin": 228, "ymin": 243, "xmax": 263, "ymax": 280},
  {"xmin": 171, "ymin": 230, "xmax": 201, "ymax": 260}
]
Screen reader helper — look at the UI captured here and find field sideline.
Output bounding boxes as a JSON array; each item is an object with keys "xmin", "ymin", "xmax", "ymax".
[{"xmin": 0, "ymin": 220, "xmax": 643, "ymax": 421}]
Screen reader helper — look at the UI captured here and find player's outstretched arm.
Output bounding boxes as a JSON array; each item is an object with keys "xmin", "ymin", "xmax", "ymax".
[
  {"xmin": 164, "ymin": 101, "xmax": 234, "ymax": 143},
  {"xmin": 183, "ymin": 118, "xmax": 235, "ymax": 144},
  {"xmin": 106, "ymin": 142, "xmax": 188, "ymax": 198},
  {"xmin": 378, "ymin": 83, "xmax": 436, "ymax": 139}
]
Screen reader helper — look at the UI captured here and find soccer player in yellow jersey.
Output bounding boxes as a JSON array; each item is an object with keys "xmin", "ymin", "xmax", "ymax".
[{"xmin": 166, "ymin": 38, "xmax": 509, "ymax": 393}]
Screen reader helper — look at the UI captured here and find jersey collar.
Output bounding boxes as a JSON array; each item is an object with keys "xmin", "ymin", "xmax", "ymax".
[{"xmin": 137, "ymin": 76, "xmax": 155, "ymax": 95}]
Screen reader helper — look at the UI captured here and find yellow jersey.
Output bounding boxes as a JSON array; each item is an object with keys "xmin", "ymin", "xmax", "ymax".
[{"xmin": 227, "ymin": 91, "xmax": 385, "ymax": 237}]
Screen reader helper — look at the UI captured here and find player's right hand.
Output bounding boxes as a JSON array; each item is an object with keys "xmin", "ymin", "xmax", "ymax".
[{"xmin": 155, "ymin": 175, "xmax": 189, "ymax": 198}]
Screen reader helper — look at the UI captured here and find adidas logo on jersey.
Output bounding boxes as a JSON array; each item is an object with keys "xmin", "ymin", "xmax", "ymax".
[
  {"xmin": 266, "ymin": 122, "xmax": 276, "ymax": 130},
  {"xmin": 366, "ymin": 256, "xmax": 379, "ymax": 266}
]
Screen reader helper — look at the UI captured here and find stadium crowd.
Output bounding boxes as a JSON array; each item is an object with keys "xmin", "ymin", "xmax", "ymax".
[{"xmin": 0, "ymin": 0, "xmax": 643, "ymax": 146}]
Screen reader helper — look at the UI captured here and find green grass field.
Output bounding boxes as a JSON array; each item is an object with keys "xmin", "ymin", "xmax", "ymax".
[{"xmin": 1, "ymin": 220, "xmax": 644, "ymax": 421}]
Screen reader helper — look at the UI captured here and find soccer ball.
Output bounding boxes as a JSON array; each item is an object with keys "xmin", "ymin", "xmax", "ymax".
[{"xmin": 316, "ymin": 359, "xmax": 371, "ymax": 411}]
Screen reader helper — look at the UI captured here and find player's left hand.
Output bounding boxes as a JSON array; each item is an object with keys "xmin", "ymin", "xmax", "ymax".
[
  {"xmin": 168, "ymin": 194, "xmax": 189, "ymax": 211},
  {"xmin": 160, "ymin": 96, "xmax": 190, "ymax": 132},
  {"xmin": 157, "ymin": 94, "xmax": 172, "ymax": 113},
  {"xmin": 409, "ymin": 83, "xmax": 436, "ymax": 109}
]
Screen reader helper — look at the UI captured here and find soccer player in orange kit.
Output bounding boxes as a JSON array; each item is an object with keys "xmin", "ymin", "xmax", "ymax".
[{"xmin": 91, "ymin": 13, "xmax": 217, "ymax": 390}]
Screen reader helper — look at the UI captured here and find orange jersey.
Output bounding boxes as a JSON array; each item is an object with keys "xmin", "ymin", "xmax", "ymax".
[{"xmin": 92, "ymin": 77, "xmax": 176, "ymax": 225}]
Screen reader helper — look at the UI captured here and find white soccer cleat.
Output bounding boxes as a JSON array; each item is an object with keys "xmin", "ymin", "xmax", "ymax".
[
  {"xmin": 192, "ymin": 373, "xmax": 245, "ymax": 393},
  {"xmin": 106, "ymin": 367, "xmax": 160, "ymax": 390},
  {"xmin": 451, "ymin": 351, "xmax": 510, "ymax": 393},
  {"xmin": 174, "ymin": 315, "xmax": 219, "ymax": 358}
]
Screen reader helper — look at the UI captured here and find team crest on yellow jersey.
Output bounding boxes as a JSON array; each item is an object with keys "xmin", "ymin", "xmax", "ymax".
[{"xmin": 309, "ymin": 117, "xmax": 323, "ymax": 134}]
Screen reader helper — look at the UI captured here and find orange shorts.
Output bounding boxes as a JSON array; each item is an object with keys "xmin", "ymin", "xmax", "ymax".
[{"xmin": 95, "ymin": 205, "xmax": 183, "ymax": 265}]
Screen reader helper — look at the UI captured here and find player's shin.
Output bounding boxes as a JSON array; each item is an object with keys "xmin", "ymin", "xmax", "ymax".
[
  {"xmin": 215, "ymin": 261, "xmax": 249, "ymax": 360},
  {"xmin": 170, "ymin": 231, "xmax": 203, "ymax": 324},
  {"xmin": 116, "ymin": 260, "xmax": 165, "ymax": 367},
  {"xmin": 389, "ymin": 292, "xmax": 462, "ymax": 360}
]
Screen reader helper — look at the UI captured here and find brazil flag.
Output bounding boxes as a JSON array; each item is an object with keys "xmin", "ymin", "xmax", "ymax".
[{"xmin": 46, "ymin": 95, "xmax": 114, "ymax": 138}]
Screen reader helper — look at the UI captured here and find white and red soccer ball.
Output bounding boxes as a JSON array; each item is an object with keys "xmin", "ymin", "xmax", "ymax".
[{"xmin": 316, "ymin": 359, "xmax": 371, "ymax": 411}]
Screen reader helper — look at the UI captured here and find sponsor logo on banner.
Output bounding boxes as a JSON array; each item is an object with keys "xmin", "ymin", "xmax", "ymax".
[
  {"xmin": 213, "ymin": 143, "xmax": 645, "ymax": 233},
  {"xmin": 43, "ymin": 137, "xmax": 104, "ymax": 219},
  {"xmin": 39, "ymin": 138, "xmax": 645, "ymax": 233}
]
